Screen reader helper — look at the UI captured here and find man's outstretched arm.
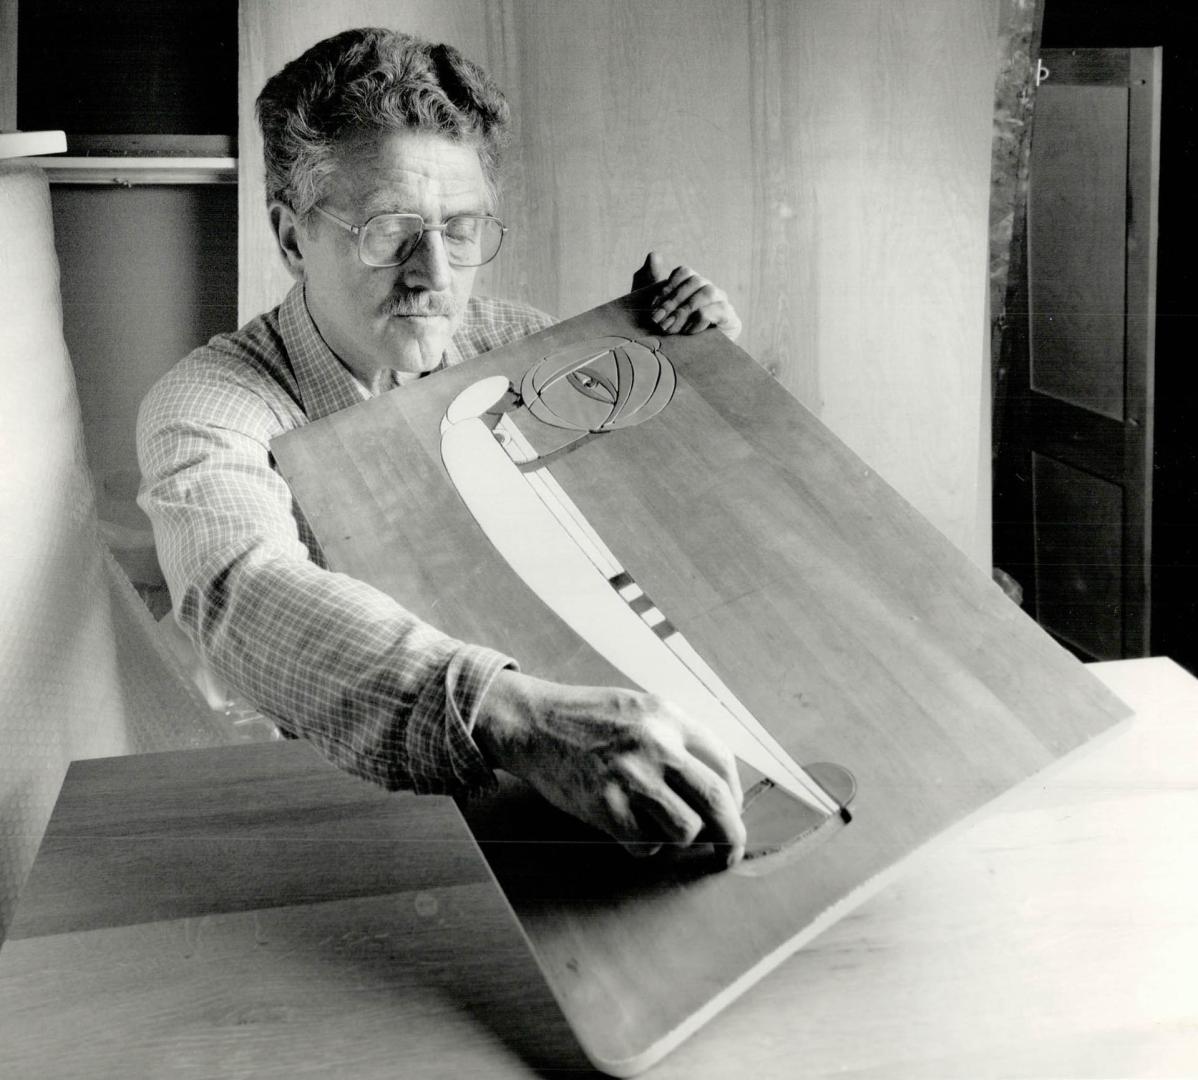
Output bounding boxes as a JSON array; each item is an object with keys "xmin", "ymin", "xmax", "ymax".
[{"xmin": 139, "ymin": 354, "xmax": 746, "ymax": 862}]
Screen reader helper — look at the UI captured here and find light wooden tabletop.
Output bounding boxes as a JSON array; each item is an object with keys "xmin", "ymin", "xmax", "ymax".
[{"xmin": 0, "ymin": 657, "xmax": 1194, "ymax": 1079}]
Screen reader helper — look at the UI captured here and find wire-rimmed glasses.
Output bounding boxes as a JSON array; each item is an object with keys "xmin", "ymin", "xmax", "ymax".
[{"xmin": 311, "ymin": 205, "xmax": 506, "ymax": 268}]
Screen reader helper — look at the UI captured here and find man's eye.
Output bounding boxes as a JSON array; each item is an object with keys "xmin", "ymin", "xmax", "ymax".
[
  {"xmin": 372, "ymin": 217, "xmax": 411, "ymax": 240},
  {"xmin": 445, "ymin": 217, "xmax": 480, "ymax": 242}
]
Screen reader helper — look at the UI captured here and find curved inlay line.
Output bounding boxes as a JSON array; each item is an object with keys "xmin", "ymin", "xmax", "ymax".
[
  {"xmin": 521, "ymin": 335, "xmax": 676, "ymax": 433},
  {"xmin": 440, "ymin": 375, "xmax": 842, "ymax": 818}
]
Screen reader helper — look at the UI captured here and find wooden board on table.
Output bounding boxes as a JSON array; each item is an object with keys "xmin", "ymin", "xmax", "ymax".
[
  {"xmin": 0, "ymin": 742, "xmax": 589, "ymax": 1079},
  {"xmin": 272, "ymin": 290, "xmax": 1131, "ymax": 1077}
]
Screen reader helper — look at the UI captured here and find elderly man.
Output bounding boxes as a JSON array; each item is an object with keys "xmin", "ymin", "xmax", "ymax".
[{"xmin": 139, "ymin": 27, "xmax": 747, "ymax": 865}]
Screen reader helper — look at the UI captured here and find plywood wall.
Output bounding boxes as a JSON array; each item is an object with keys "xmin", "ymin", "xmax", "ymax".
[{"xmin": 240, "ymin": 0, "xmax": 998, "ymax": 564}]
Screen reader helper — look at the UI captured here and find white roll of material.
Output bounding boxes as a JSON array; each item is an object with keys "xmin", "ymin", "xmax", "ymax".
[{"xmin": 0, "ymin": 161, "xmax": 234, "ymax": 942}]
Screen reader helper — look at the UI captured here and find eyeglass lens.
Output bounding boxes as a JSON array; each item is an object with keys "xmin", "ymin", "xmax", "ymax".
[{"xmin": 360, "ymin": 214, "xmax": 503, "ymax": 268}]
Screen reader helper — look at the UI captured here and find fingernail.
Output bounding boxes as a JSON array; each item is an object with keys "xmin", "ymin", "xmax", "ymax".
[
  {"xmin": 661, "ymin": 314, "xmax": 678, "ymax": 332},
  {"xmin": 651, "ymin": 307, "xmax": 667, "ymax": 323},
  {"xmin": 726, "ymin": 846, "xmax": 744, "ymax": 869}
]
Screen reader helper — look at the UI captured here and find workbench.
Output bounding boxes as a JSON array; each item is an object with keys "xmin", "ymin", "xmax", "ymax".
[{"xmin": 0, "ymin": 658, "xmax": 1194, "ymax": 1079}]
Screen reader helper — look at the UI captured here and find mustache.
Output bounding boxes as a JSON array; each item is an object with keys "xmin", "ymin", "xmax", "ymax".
[{"xmin": 384, "ymin": 290, "xmax": 461, "ymax": 318}]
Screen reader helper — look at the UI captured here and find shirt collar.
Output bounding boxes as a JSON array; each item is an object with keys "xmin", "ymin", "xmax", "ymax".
[{"xmin": 278, "ymin": 284, "xmax": 376, "ymax": 421}]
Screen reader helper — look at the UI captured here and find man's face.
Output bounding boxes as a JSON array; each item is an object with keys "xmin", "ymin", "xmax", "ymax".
[{"xmin": 291, "ymin": 129, "xmax": 488, "ymax": 381}]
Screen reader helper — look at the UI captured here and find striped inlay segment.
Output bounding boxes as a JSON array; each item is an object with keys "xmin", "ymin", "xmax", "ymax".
[
  {"xmin": 492, "ymin": 413, "xmax": 841, "ymax": 817},
  {"xmin": 607, "ymin": 573, "xmax": 679, "ymax": 641}
]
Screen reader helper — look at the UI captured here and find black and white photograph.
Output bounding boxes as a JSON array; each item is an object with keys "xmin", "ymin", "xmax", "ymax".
[{"xmin": 0, "ymin": 2, "xmax": 1194, "ymax": 1077}]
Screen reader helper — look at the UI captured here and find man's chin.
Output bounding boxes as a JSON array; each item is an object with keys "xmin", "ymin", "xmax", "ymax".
[{"xmin": 388, "ymin": 315, "xmax": 453, "ymax": 373}]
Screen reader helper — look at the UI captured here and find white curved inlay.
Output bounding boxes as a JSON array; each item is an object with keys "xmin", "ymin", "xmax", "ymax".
[
  {"xmin": 440, "ymin": 375, "xmax": 513, "ymax": 434},
  {"xmin": 440, "ymin": 410, "xmax": 836, "ymax": 814}
]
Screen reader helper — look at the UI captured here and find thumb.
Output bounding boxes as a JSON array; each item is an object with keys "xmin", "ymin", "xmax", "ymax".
[{"xmin": 631, "ymin": 250, "xmax": 669, "ymax": 292}]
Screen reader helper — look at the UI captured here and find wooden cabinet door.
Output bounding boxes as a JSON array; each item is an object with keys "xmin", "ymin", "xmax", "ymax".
[{"xmin": 996, "ymin": 47, "xmax": 1160, "ymax": 659}]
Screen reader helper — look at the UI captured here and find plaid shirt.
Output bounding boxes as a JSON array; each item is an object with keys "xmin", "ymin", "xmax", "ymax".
[{"xmin": 137, "ymin": 284, "xmax": 554, "ymax": 792}]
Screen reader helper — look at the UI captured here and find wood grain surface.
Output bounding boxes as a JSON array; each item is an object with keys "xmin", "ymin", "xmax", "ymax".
[
  {"xmin": 1, "ymin": 662, "xmax": 1191, "ymax": 1079},
  {"xmin": 239, "ymin": 0, "xmax": 998, "ymax": 561},
  {"xmin": 5, "ymin": 742, "xmax": 486, "ymax": 942},
  {"xmin": 272, "ymin": 292, "xmax": 1131, "ymax": 1074},
  {"xmin": 0, "ymin": 742, "xmax": 589, "ymax": 1079}
]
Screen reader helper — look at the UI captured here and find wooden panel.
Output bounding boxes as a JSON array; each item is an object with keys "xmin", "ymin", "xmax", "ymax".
[
  {"xmin": 1122, "ymin": 46, "xmax": 1161, "ymax": 658},
  {"xmin": 1, "ymin": 745, "xmax": 585, "ymax": 1077},
  {"xmin": 746, "ymin": 0, "xmax": 997, "ymax": 563},
  {"xmin": 6, "ymin": 742, "xmax": 487, "ymax": 941},
  {"xmin": 273, "ymin": 294, "xmax": 1130, "ymax": 1075},
  {"xmin": 0, "ymin": 883, "xmax": 589, "ymax": 1078},
  {"xmin": 492, "ymin": 1, "xmax": 753, "ymax": 330},
  {"xmin": 1039, "ymin": 46, "xmax": 1131, "ymax": 86},
  {"xmin": 1028, "ymin": 83, "xmax": 1128, "ymax": 419},
  {"xmin": 1032, "ymin": 452, "xmax": 1123, "ymax": 659},
  {"xmin": 239, "ymin": 0, "xmax": 998, "ymax": 563},
  {"xmin": 996, "ymin": 47, "xmax": 1160, "ymax": 660}
]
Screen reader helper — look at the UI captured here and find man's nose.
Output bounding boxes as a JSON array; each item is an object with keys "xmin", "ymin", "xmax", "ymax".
[{"xmin": 401, "ymin": 228, "xmax": 452, "ymax": 293}]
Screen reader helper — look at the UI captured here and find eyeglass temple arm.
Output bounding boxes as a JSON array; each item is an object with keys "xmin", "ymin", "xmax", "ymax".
[{"xmin": 310, "ymin": 204, "xmax": 361, "ymax": 236}]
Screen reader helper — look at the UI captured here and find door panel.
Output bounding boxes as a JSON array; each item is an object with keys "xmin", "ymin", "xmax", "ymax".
[
  {"xmin": 1032, "ymin": 451, "xmax": 1124, "ymax": 659},
  {"xmin": 996, "ymin": 47, "xmax": 1160, "ymax": 660},
  {"xmin": 1028, "ymin": 84, "xmax": 1128, "ymax": 420}
]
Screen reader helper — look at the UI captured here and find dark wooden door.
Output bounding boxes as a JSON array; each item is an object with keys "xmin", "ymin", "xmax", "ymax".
[{"xmin": 995, "ymin": 47, "xmax": 1161, "ymax": 660}]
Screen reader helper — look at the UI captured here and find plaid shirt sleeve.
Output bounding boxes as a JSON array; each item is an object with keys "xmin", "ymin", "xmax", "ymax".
[{"xmin": 137, "ymin": 295, "xmax": 554, "ymax": 793}]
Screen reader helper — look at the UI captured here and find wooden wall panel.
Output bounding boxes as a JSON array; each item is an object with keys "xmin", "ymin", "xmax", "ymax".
[
  {"xmin": 494, "ymin": 1, "xmax": 755, "ymax": 319},
  {"xmin": 239, "ymin": 0, "xmax": 998, "ymax": 563},
  {"xmin": 764, "ymin": 0, "xmax": 998, "ymax": 565}
]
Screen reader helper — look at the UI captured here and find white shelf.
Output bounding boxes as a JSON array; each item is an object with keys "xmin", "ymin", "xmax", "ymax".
[
  {"xmin": 22, "ymin": 156, "xmax": 237, "ymax": 185},
  {"xmin": 0, "ymin": 130, "xmax": 69, "ymax": 159}
]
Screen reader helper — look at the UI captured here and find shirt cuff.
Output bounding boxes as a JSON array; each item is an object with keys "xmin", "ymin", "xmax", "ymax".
[{"xmin": 416, "ymin": 643, "xmax": 517, "ymax": 794}]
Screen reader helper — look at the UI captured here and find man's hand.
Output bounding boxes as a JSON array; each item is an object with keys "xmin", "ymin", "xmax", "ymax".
[
  {"xmin": 632, "ymin": 251, "xmax": 743, "ymax": 342},
  {"xmin": 474, "ymin": 670, "xmax": 746, "ymax": 866}
]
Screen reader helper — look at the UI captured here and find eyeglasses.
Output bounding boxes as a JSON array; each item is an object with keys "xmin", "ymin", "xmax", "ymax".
[{"xmin": 310, "ymin": 205, "xmax": 507, "ymax": 268}]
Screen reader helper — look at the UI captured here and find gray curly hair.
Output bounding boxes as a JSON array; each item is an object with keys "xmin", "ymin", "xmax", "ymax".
[{"xmin": 256, "ymin": 27, "xmax": 511, "ymax": 217}]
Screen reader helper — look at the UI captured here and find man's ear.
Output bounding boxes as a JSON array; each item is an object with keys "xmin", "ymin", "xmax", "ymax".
[{"xmin": 269, "ymin": 202, "xmax": 307, "ymax": 282}]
